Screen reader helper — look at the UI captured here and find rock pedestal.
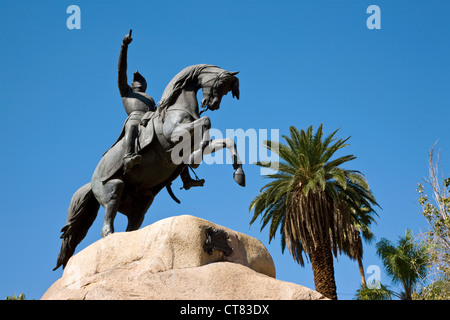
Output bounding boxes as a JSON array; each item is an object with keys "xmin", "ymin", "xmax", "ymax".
[{"xmin": 42, "ymin": 215, "xmax": 325, "ymax": 300}]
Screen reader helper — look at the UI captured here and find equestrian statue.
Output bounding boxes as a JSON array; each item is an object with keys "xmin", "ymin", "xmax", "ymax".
[{"xmin": 53, "ymin": 30, "xmax": 243, "ymax": 270}]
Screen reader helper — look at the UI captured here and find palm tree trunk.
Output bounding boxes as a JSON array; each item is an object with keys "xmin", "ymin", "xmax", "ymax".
[
  {"xmin": 309, "ymin": 235, "xmax": 338, "ymax": 300},
  {"xmin": 358, "ymin": 257, "xmax": 366, "ymax": 287},
  {"xmin": 354, "ymin": 232, "xmax": 366, "ymax": 287},
  {"xmin": 403, "ymin": 281, "xmax": 413, "ymax": 300}
]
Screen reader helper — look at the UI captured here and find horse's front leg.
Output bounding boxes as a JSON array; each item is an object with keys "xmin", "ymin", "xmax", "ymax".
[
  {"xmin": 189, "ymin": 138, "xmax": 245, "ymax": 187},
  {"xmin": 168, "ymin": 116, "xmax": 211, "ymax": 164},
  {"xmin": 165, "ymin": 115, "xmax": 210, "ymax": 145}
]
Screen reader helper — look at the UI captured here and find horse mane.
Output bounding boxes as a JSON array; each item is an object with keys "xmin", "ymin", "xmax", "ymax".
[{"xmin": 156, "ymin": 64, "xmax": 219, "ymax": 118}]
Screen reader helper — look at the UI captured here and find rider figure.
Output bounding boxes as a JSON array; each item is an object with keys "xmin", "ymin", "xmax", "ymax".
[
  {"xmin": 118, "ymin": 30, "xmax": 204, "ymax": 189},
  {"xmin": 118, "ymin": 30, "xmax": 156, "ymax": 172}
]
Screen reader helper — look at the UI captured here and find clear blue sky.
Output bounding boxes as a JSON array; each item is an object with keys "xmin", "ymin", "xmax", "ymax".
[{"xmin": 1, "ymin": 0, "xmax": 449, "ymax": 300}]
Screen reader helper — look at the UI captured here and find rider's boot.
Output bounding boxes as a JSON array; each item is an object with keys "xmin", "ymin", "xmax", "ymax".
[{"xmin": 180, "ymin": 167, "xmax": 205, "ymax": 190}]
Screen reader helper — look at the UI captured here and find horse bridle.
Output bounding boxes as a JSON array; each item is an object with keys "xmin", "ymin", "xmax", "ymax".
[{"xmin": 199, "ymin": 71, "xmax": 227, "ymax": 116}]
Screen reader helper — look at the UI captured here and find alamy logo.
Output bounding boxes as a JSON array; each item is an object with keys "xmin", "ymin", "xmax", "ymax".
[
  {"xmin": 170, "ymin": 127, "xmax": 280, "ymax": 175},
  {"xmin": 366, "ymin": 265, "xmax": 381, "ymax": 289},
  {"xmin": 66, "ymin": 5, "xmax": 81, "ymax": 30},
  {"xmin": 366, "ymin": 5, "xmax": 381, "ymax": 30}
]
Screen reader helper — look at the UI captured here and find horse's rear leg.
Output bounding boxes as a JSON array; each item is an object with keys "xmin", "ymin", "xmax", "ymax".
[
  {"xmin": 125, "ymin": 196, "xmax": 154, "ymax": 232},
  {"xmin": 101, "ymin": 179, "xmax": 124, "ymax": 237}
]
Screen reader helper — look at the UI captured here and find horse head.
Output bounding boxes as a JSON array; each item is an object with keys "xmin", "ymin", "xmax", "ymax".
[{"xmin": 200, "ymin": 67, "xmax": 240, "ymax": 112}]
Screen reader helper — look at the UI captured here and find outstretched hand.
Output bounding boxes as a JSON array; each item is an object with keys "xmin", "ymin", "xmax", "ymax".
[{"xmin": 123, "ymin": 29, "xmax": 133, "ymax": 46}]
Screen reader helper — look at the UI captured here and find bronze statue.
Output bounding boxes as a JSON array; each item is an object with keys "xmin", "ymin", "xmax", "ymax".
[
  {"xmin": 113, "ymin": 30, "xmax": 203, "ymax": 188},
  {"xmin": 53, "ymin": 31, "xmax": 243, "ymax": 270}
]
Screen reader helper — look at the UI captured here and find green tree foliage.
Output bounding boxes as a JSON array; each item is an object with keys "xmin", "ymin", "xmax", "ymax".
[
  {"xmin": 415, "ymin": 144, "xmax": 450, "ymax": 299},
  {"xmin": 354, "ymin": 230, "xmax": 428, "ymax": 300},
  {"xmin": 354, "ymin": 282, "xmax": 392, "ymax": 300},
  {"xmin": 5, "ymin": 293, "xmax": 26, "ymax": 300},
  {"xmin": 355, "ymin": 144, "xmax": 450, "ymax": 300},
  {"xmin": 376, "ymin": 230, "xmax": 428, "ymax": 300}
]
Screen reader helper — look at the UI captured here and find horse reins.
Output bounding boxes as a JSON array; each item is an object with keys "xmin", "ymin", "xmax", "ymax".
[{"xmin": 199, "ymin": 71, "xmax": 227, "ymax": 116}]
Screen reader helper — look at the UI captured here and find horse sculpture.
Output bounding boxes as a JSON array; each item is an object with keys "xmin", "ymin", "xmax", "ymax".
[{"xmin": 54, "ymin": 64, "xmax": 243, "ymax": 270}]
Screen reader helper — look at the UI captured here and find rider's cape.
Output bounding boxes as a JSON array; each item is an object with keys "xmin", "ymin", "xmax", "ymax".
[{"xmin": 97, "ymin": 111, "xmax": 156, "ymax": 182}]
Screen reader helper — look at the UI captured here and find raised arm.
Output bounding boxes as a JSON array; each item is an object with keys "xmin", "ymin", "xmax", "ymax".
[{"xmin": 118, "ymin": 30, "xmax": 133, "ymax": 97}]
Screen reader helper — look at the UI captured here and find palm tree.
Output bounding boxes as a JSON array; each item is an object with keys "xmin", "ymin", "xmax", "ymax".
[
  {"xmin": 249, "ymin": 124, "xmax": 378, "ymax": 299},
  {"xmin": 349, "ymin": 204, "xmax": 378, "ymax": 286},
  {"xmin": 376, "ymin": 229, "xmax": 428, "ymax": 300}
]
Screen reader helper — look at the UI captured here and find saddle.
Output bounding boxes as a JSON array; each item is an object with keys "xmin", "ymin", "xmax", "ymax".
[
  {"xmin": 98, "ymin": 111, "xmax": 160, "ymax": 182},
  {"xmin": 137, "ymin": 111, "xmax": 156, "ymax": 152}
]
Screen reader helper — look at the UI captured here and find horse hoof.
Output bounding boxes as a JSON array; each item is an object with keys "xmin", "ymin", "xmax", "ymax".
[{"xmin": 233, "ymin": 168, "xmax": 246, "ymax": 187}]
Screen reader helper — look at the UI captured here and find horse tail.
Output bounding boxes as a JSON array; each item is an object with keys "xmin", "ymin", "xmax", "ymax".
[{"xmin": 53, "ymin": 183, "xmax": 100, "ymax": 271}]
